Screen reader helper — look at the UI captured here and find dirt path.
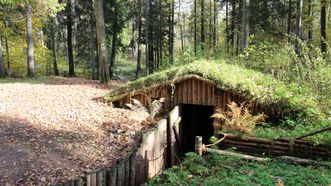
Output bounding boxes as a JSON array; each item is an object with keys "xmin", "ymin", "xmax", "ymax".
[{"xmin": 0, "ymin": 77, "xmax": 147, "ymax": 185}]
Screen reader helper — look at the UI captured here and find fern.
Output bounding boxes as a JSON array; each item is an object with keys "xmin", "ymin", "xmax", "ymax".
[{"xmin": 211, "ymin": 102, "xmax": 266, "ymax": 135}]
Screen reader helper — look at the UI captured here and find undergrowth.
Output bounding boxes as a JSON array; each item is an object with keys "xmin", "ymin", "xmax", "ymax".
[{"xmin": 148, "ymin": 152, "xmax": 331, "ymax": 186}]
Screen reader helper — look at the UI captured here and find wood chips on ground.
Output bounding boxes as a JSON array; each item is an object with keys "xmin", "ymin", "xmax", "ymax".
[{"xmin": 0, "ymin": 77, "xmax": 149, "ymax": 185}]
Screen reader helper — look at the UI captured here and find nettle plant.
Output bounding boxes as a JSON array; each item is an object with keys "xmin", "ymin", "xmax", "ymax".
[{"xmin": 211, "ymin": 102, "xmax": 266, "ymax": 135}]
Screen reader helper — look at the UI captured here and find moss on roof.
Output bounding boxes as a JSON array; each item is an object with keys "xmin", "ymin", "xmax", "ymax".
[
  {"xmin": 106, "ymin": 61, "xmax": 320, "ymax": 116},
  {"xmin": 105, "ymin": 60, "xmax": 330, "ymax": 143}
]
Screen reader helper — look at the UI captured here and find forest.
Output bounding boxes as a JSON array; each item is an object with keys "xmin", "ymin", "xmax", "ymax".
[
  {"xmin": 0, "ymin": 0, "xmax": 329, "ymax": 81},
  {"xmin": 0, "ymin": 0, "xmax": 331, "ymax": 185}
]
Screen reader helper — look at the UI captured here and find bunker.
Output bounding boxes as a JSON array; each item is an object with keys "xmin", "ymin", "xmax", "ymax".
[{"xmin": 107, "ymin": 74, "xmax": 281, "ymax": 156}]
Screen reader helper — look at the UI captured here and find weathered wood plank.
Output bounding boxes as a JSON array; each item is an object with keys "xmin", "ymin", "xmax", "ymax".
[
  {"xmin": 182, "ymin": 79, "xmax": 187, "ymax": 104},
  {"xmin": 203, "ymin": 80, "xmax": 207, "ymax": 105},
  {"xmin": 107, "ymin": 168, "xmax": 116, "ymax": 186},
  {"xmin": 211, "ymin": 85, "xmax": 215, "ymax": 106},
  {"xmin": 210, "ymin": 83, "xmax": 213, "ymax": 105},
  {"xmin": 191, "ymin": 78, "xmax": 196, "ymax": 104},
  {"xmin": 168, "ymin": 106, "xmax": 179, "ymax": 166},
  {"xmin": 187, "ymin": 79, "xmax": 192, "ymax": 104},
  {"xmin": 129, "ymin": 152, "xmax": 136, "ymax": 186},
  {"xmin": 124, "ymin": 159, "xmax": 130, "ymax": 186},
  {"xmin": 86, "ymin": 174, "xmax": 91, "ymax": 186},
  {"xmin": 91, "ymin": 172, "xmax": 97, "ymax": 186},
  {"xmin": 116, "ymin": 162, "xmax": 125, "ymax": 186},
  {"xmin": 134, "ymin": 152, "xmax": 142, "ymax": 185},
  {"xmin": 195, "ymin": 78, "xmax": 200, "ymax": 105},
  {"xmin": 97, "ymin": 170, "xmax": 105, "ymax": 186}
]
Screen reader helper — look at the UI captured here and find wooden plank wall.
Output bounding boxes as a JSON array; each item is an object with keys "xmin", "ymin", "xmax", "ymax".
[
  {"xmin": 56, "ymin": 107, "xmax": 181, "ymax": 186},
  {"xmin": 115, "ymin": 77, "xmax": 246, "ymax": 112},
  {"xmin": 114, "ymin": 77, "xmax": 283, "ymax": 120}
]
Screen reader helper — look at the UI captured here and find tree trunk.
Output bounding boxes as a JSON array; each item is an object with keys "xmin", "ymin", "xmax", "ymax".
[
  {"xmin": 236, "ymin": 0, "xmax": 241, "ymax": 55},
  {"xmin": 145, "ymin": 0, "xmax": 150, "ymax": 75},
  {"xmin": 26, "ymin": 4, "xmax": 35, "ymax": 77},
  {"xmin": 231, "ymin": 0, "xmax": 236, "ymax": 52},
  {"xmin": 3, "ymin": 21, "xmax": 10, "ymax": 75},
  {"xmin": 0, "ymin": 34, "xmax": 5, "ymax": 78},
  {"xmin": 156, "ymin": 0, "xmax": 162, "ymax": 68},
  {"xmin": 51, "ymin": 17, "xmax": 59, "ymax": 76},
  {"xmin": 241, "ymin": 0, "xmax": 249, "ymax": 53},
  {"xmin": 287, "ymin": 0, "xmax": 292, "ymax": 42},
  {"xmin": 90, "ymin": 14, "xmax": 97, "ymax": 80},
  {"xmin": 136, "ymin": 0, "xmax": 142, "ymax": 78},
  {"xmin": 308, "ymin": 0, "xmax": 313, "ymax": 42},
  {"xmin": 95, "ymin": 38, "xmax": 99, "ymax": 80},
  {"xmin": 94, "ymin": 0, "xmax": 108, "ymax": 83},
  {"xmin": 320, "ymin": 0, "xmax": 327, "ymax": 55},
  {"xmin": 225, "ymin": 0, "xmax": 229, "ymax": 52},
  {"xmin": 132, "ymin": 2, "xmax": 137, "ymax": 60},
  {"xmin": 183, "ymin": 13, "xmax": 186, "ymax": 49},
  {"xmin": 295, "ymin": 0, "xmax": 303, "ymax": 54},
  {"xmin": 209, "ymin": 0, "xmax": 212, "ymax": 49},
  {"xmin": 194, "ymin": 0, "xmax": 197, "ymax": 55},
  {"xmin": 110, "ymin": 4, "xmax": 118, "ymax": 79},
  {"xmin": 67, "ymin": 0, "xmax": 75, "ymax": 77},
  {"xmin": 201, "ymin": 0, "xmax": 205, "ymax": 51},
  {"xmin": 149, "ymin": 15, "xmax": 154, "ymax": 73},
  {"xmin": 214, "ymin": 0, "xmax": 218, "ymax": 50},
  {"xmin": 179, "ymin": 0, "xmax": 184, "ymax": 52},
  {"xmin": 168, "ymin": 0, "xmax": 174, "ymax": 64}
]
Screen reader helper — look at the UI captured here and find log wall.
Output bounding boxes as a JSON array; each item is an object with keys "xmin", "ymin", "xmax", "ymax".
[
  {"xmin": 55, "ymin": 107, "xmax": 181, "ymax": 186},
  {"xmin": 113, "ymin": 76, "xmax": 282, "ymax": 120},
  {"xmin": 219, "ymin": 134, "xmax": 330, "ymax": 160}
]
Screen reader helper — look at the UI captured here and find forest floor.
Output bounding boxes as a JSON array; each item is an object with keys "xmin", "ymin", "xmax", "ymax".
[{"xmin": 0, "ymin": 77, "xmax": 149, "ymax": 185}]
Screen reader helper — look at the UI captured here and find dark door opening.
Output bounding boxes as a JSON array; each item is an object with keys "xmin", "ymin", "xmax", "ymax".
[{"xmin": 181, "ymin": 104, "xmax": 215, "ymax": 153}]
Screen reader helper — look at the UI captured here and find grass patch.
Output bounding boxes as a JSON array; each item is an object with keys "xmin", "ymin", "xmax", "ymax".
[{"xmin": 148, "ymin": 152, "xmax": 331, "ymax": 186}]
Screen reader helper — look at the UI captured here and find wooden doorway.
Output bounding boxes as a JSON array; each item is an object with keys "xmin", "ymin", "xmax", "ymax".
[{"xmin": 181, "ymin": 104, "xmax": 215, "ymax": 153}]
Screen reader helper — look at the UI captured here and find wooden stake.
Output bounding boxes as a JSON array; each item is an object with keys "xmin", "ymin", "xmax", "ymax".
[{"xmin": 195, "ymin": 136, "xmax": 203, "ymax": 156}]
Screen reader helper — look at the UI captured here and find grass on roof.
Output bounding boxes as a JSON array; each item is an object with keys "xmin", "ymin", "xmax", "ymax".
[{"xmin": 105, "ymin": 60, "xmax": 330, "ymax": 143}]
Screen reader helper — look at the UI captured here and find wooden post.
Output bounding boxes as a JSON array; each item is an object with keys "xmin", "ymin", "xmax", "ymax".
[{"xmin": 195, "ymin": 136, "xmax": 203, "ymax": 156}]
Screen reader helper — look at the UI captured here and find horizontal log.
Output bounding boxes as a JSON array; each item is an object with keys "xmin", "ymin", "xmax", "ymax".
[
  {"xmin": 221, "ymin": 144, "xmax": 288, "ymax": 155},
  {"xmin": 205, "ymin": 148, "xmax": 268, "ymax": 162},
  {"xmin": 293, "ymin": 144, "xmax": 329, "ymax": 153},
  {"xmin": 223, "ymin": 134, "xmax": 273, "ymax": 145},
  {"xmin": 221, "ymin": 143, "xmax": 329, "ymax": 159},
  {"xmin": 277, "ymin": 156, "xmax": 320, "ymax": 166},
  {"xmin": 222, "ymin": 140, "xmax": 289, "ymax": 151},
  {"xmin": 274, "ymin": 141, "xmax": 290, "ymax": 147},
  {"xmin": 218, "ymin": 134, "xmax": 330, "ymax": 159}
]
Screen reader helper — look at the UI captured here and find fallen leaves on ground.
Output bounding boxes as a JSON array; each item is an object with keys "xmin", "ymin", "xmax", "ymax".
[{"xmin": 0, "ymin": 77, "xmax": 149, "ymax": 185}]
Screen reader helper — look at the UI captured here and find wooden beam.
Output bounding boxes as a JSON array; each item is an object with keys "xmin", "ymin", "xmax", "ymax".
[
  {"xmin": 296, "ymin": 126, "xmax": 331, "ymax": 140},
  {"xmin": 204, "ymin": 148, "xmax": 268, "ymax": 162}
]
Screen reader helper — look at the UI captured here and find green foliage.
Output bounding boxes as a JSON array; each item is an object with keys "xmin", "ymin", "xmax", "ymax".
[
  {"xmin": 242, "ymin": 36, "xmax": 331, "ymax": 112},
  {"xmin": 256, "ymin": 118, "xmax": 331, "ymax": 144},
  {"xmin": 176, "ymin": 46, "xmax": 196, "ymax": 65},
  {"xmin": 148, "ymin": 152, "xmax": 331, "ymax": 186}
]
